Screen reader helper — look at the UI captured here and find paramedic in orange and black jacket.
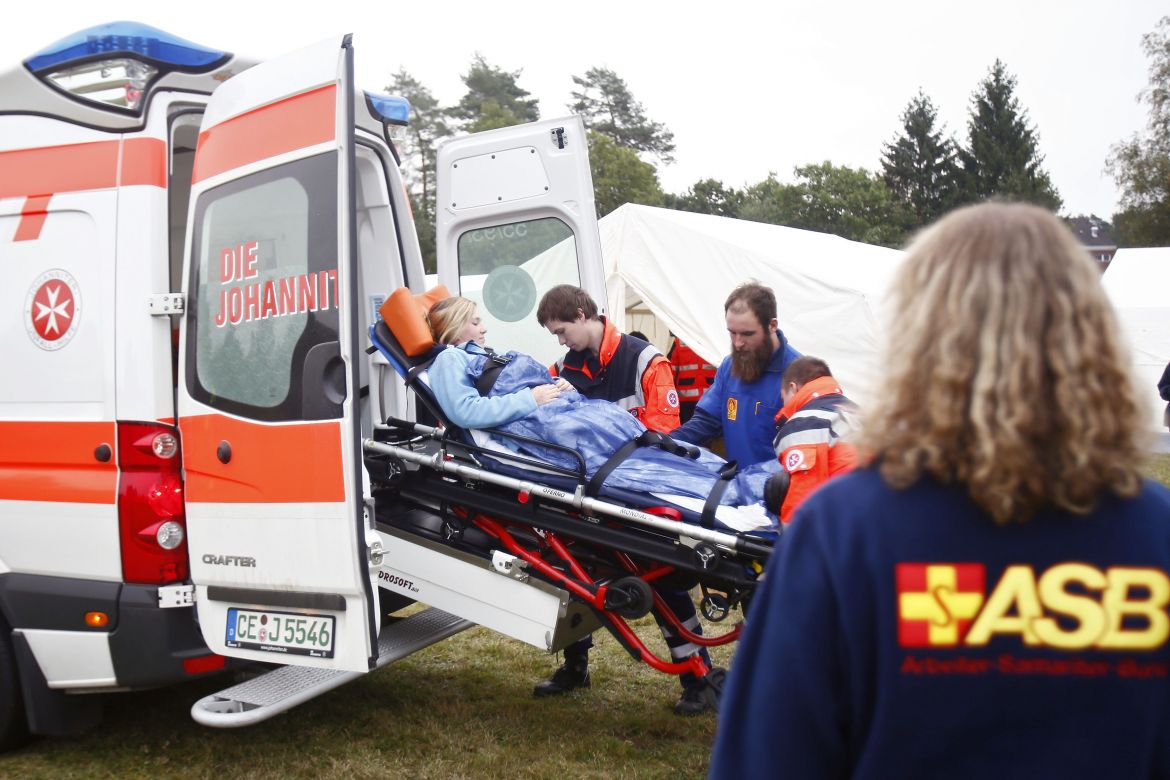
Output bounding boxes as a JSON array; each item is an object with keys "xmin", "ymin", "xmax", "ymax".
[
  {"xmin": 533, "ymin": 284, "xmax": 721, "ymax": 716},
  {"xmin": 771, "ymin": 356, "xmax": 858, "ymax": 524},
  {"xmin": 546, "ymin": 310, "xmax": 680, "ymax": 433}
]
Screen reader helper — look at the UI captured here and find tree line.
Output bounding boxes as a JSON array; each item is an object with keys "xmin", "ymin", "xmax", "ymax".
[{"xmin": 390, "ymin": 16, "xmax": 1170, "ymax": 271}]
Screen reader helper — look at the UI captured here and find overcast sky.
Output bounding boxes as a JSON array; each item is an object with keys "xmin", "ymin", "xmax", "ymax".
[{"xmin": 3, "ymin": 1, "xmax": 1165, "ymax": 219}]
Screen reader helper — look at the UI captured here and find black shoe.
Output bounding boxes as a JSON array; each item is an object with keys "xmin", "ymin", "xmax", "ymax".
[
  {"xmin": 673, "ymin": 666, "xmax": 726, "ymax": 716},
  {"xmin": 533, "ymin": 661, "xmax": 590, "ymax": 697}
]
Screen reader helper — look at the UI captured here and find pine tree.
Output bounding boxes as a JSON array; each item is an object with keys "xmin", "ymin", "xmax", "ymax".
[
  {"xmin": 881, "ymin": 91, "xmax": 961, "ymax": 227},
  {"xmin": 959, "ymin": 60, "xmax": 1062, "ymax": 210},
  {"xmin": 451, "ymin": 54, "xmax": 539, "ymax": 132},
  {"xmin": 569, "ymin": 67, "xmax": 675, "ymax": 163},
  {"xmin": 385, "ymin": 69, "xmax": 451, "ymax": 271}
]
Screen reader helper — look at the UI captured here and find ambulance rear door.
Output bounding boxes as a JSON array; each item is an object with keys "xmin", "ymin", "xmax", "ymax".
[
  {"xmin": 435, "ymin": 116, "xmax": 605, "ymax": 367},
  {"xmin": 177, "ymin": 35, "xmax": 377, "ymax": 673}
]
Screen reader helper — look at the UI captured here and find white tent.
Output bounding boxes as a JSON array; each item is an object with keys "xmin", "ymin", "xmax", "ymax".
[
  {"xmin": 1102, "ymin": 247, "xmax": 1170, "ymax": 433},
  {"xmin": 601, "ymin": 205, "xmax": 903, "ymax": 407}
]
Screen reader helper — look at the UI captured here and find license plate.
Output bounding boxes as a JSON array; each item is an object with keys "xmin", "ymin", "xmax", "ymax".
[{"xmin": 225, "ymin": 608, "xmax": 335, "ymax": 658}]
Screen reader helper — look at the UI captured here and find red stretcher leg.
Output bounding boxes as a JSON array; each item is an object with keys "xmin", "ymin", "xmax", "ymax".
[{"xmin": 469, "ymin": 512, "xmax": 709, "ymax": 678}]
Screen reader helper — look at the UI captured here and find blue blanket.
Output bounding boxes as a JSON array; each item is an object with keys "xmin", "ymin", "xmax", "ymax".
[{"xmin": 466, "ymin": 350, "xmax": 779, "ymax": 510}]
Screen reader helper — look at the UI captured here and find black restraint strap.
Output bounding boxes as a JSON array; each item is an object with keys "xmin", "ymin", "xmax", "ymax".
[
  {"xmin": 586, "ymin": 429, "xmax": 661, "ymax": 497},
  {"xmin": 584, "ymin": 429, "xmax": 703, "ymax": 498},
  {"xmin": 405, "ymin": 355, "xmax": 438, "ymax": 385},
  {"xmin": 700, "ymin": 461, "xmax": 739, "ymax": 529},
  {"xmin": 475, "ymin": 350, "xmax": 512, "ymax": 396}
]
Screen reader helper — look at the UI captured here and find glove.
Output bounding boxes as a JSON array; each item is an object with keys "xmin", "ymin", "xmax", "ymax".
[{"xmin": 763, "ymin": 470, "xmax": 790, "ymax": 515}]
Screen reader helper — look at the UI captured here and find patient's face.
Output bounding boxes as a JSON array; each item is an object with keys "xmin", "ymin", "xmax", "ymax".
[
  {"xmin": 544, "ymin": 311, "xmax": 591, "ymax": 353},
  {"xmin": 458, "ymin": 309, "xmax": 488, "ymax": 346}
]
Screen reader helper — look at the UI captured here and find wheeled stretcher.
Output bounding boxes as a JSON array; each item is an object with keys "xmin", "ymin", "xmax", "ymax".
[{"xmin": 361, "ymin": 288, "xmax": 778, "ymax": 683}]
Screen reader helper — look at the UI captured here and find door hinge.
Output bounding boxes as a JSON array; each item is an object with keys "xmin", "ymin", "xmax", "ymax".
[
  {"xmin": 158, "ymin": 583, "xmax": 196, "ymax": 608},
  {"xmin": 149, "ymin": 293, "xmax": 185, "ymax": 315},
  {"xmin": 550, "ymin": 127, "xmax": 566, "ymax": 150}
]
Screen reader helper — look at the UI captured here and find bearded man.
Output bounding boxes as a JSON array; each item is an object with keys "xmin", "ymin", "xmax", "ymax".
[{"xmin": 671, "ymin": 282, "xmax": 801, "ymax": 465}]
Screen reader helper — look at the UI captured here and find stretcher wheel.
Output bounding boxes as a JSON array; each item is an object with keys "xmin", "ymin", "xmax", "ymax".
[
  {"xmin": 700, "ymin": 592, "xmax": 730, "ymax": 622},
  {"xmin": 604, "ymin": 576, "xmax": 654, "ymax": 619},
  {"xmin": 693, "ymin": 542, "xmax": 721, "ymax": 571}
]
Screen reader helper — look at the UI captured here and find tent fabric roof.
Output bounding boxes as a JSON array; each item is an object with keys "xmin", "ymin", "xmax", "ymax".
[{"xmin": 600, "ymin": 204, "xmax": 903, "ymax": 406}]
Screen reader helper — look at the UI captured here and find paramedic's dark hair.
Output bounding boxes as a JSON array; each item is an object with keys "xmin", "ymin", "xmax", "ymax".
[
  {"xmin": 783, "ymin": 356, "xmax": 831, "ymax": 388},
  {"xmin": 537, "ymin": 284, "xmax": 599, "ymax": 326},
  {"xmin": 725, "ymin": 282, "xmax": 777, "ymax": 328}
]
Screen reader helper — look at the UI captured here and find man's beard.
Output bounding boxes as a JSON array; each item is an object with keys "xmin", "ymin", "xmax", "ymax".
[{"xmin": 730, "ymin": 337, "xmax": 774, "ymax": 383}]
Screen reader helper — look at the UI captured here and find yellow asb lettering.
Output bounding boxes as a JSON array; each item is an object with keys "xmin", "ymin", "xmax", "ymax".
[
  {"xmin": 1032, "ymin": 563, "xmax": 1107, "ymax": 649},
  {"xmin": 961, "ymin": 564, "xmax": 1170, "ymax": 650},
  {"xmin": 965, "ymin": 566, "xmax": 1043, "ymax": 646},
  {"xmin": 1098, "ymin": 568, "xmax": 1170, "ymax": 650}
]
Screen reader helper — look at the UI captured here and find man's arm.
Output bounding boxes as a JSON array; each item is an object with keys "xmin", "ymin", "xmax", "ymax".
[
  {"xmin": 640, "ymin": 356, "xmax": 681, "ymax": 434},
  {"xmin": 670, "ymin": 405, "xmax": 721, "ymax": 446},
  {"xmin": 670, "ymin": 359, "xmax": 727, "ymax": 445}
]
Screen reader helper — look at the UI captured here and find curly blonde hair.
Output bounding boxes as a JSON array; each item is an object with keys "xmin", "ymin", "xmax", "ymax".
[
  {"xmin": 426, "ymin": 296, "xmax": 476, "ymax": 346},
  {"xmin": 861, "ymin": 202, "xmax": 1147, "ymax": 523}
]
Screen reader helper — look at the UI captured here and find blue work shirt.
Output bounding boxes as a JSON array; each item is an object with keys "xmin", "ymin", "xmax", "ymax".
[{"xmin": 672, "ymin": 334, "xmax": 800, "ymax": 465}]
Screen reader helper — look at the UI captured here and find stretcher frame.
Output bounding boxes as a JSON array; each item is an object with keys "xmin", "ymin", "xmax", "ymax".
[{"xmin": 364, "ymin": 314, "xmax": 776, "ymax": 681}]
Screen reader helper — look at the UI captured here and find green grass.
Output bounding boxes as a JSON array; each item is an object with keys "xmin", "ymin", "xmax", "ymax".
[
  {"xmin": 4, "ymin": 455, "xmax": 1168, "ymax": 778},
  {"xmin": 1147, "ymin": 453, "xmax": 1170, "ymax": 487},
  {"xmin": 0, "ymin": 610, "xmax": 734, "ymax": 779}
]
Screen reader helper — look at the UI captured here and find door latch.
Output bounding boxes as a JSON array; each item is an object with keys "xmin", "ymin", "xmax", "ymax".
[
  {"xmin": 368, "ymin": 540, "xmax": 385, "ymax": 567},
  {"xmin": 550, "ymin": 127, "xmax": 566, "ymax": 150}
]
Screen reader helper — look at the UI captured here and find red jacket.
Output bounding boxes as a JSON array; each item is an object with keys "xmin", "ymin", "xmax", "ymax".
[
  {"xmin": 668, "ymin": 338, "xmax": 717, "ymax": 404},
  {"xmin": 773, "ymin": 375, "xmax": 857, "ymax": 523}
]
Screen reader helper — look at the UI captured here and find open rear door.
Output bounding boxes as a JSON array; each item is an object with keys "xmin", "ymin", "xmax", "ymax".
[
  {"xmin": 435, "ymin": 117, "xmax": 605, "ymax": 366},
  {"xmin": 177, "ymin": 35, "xmax": 376, "ymax": 672}
]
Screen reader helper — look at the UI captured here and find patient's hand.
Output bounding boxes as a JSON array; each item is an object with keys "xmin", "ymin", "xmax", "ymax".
[
  {"xmin": 532, "ymin": 384, "xmax": 561, "ymax": 406},
  {"xmin": 554, "ymin": 378, "xmax": 574, "ymax": 392}
]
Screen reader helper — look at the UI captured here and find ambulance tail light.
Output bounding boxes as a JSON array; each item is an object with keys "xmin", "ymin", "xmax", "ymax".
[{"xmin": 117, "ymin": 422, "xmax": 188, "ymax": 585}]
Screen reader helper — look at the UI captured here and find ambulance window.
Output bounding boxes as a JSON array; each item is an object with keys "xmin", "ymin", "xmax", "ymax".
[
  {"xmin": 186, "ymin": 153, "xmax": 341, "ymax": 422},
  {"xmin": 456, "ymin": 217, "xmax": 579, "ymax": 365}
]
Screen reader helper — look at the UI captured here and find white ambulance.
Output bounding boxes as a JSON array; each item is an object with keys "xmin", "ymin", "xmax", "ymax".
[{"xmin": 0, "ymin": 21, "xmax": 608, "ymax": 745}]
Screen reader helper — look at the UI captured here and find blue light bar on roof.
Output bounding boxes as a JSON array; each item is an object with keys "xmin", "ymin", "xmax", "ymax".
[
  {"xmin": 365, "ymin": 92, "xmax": 411, "ymax": 126},
  {"xmin": 24, "ymin": 21, "xmax": 227, "ymax": 73}
]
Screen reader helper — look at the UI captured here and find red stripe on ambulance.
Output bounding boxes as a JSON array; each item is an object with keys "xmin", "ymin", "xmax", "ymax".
[
  {"xmin": 180, "ymin": 414, "xmax": 345, "ymax": 503},
  {"xmin": 14, "ymin": 195, "xmax": 52, "ymax": 241},
  {"xmin": 0, "ymin": 421, "xmax": 117, "ymax": 504},
  {"xmin": 1, "ymin": 138, "xmax": 166, "ymax": 240},
  {"xmin": 192, "ymin": 85, "xmax": 336, "ymax": 184},
  {"xmin": 0, "ymin": 137, "xmax": 165, "ymax": 199}
]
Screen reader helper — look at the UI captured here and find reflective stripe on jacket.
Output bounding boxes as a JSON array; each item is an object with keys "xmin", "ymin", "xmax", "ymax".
[
  {"xmin": 773, "ymin": 375, "xmax": 858, "ymax": 523},
  {"xmin": 669, "ymin": 339, "xmax": 717, "ymax": 402}
]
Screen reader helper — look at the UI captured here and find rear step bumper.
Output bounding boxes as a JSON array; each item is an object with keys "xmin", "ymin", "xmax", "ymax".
[{"xmin": 191, "ymin": 607, "xmax": 471, "ymax": 728}]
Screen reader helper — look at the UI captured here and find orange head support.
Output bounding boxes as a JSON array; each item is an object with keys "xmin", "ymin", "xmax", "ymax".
[{"xmin": 379, "ymin": 285, "xmax": 451, "ymax": 357}]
